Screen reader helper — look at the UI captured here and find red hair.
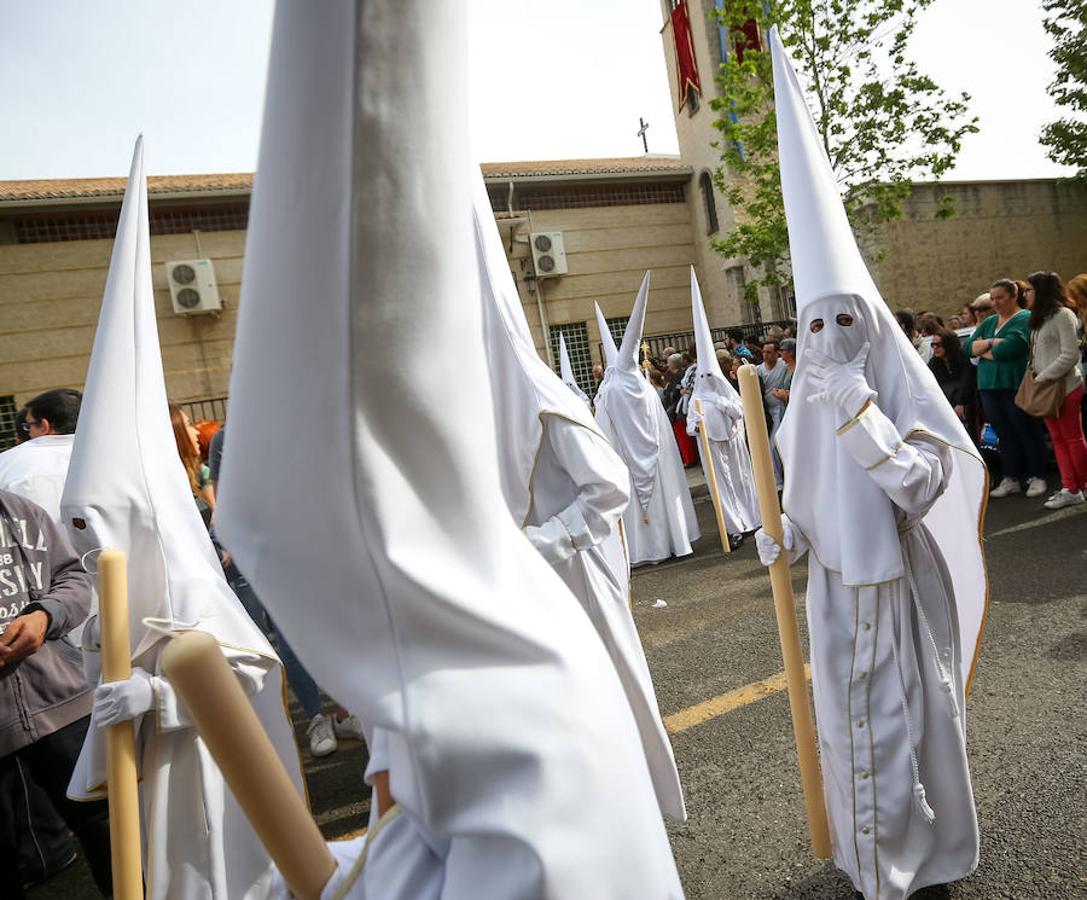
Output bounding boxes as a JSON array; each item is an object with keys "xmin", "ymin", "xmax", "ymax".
[
  {"xmin": 194, "ymin": 420, "xmax": 222, "ymax": 463},
  {"xmin": 169, "ymin": 404, "xmax": 202, "ymax": 495}
]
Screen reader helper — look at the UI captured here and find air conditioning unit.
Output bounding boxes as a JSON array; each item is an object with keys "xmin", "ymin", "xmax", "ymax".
[
  {"xmin": 165, "ymin": 259, "xmax": 222, "ymax": 315},
  {"xmin": 529, "ymin": 232, "xmax": 568, "ymax": 278}
]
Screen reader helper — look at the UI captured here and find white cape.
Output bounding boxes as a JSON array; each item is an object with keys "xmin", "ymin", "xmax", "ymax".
[
  {"xmin": 60, "ymin": 138, "xmax": 302, "ymax": 900},
  {"xmin": 473, "ymin": 173, "xmax": 684, "ymax": 822}
]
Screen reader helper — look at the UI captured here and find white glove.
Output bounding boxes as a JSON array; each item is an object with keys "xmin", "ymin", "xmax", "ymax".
[
  {"xmin": 688, "ymin": 404, "xmax": 703, "ymax": 430},
  {"xmin": 754, "ymin": 517, "xmax": 797, "ymax": 567},
  {"xmin": 524, "ymin": 518, "xmax": 573, "ymax": 566},
  {"xmin": 805, "ymin": 342, "xmax": 876, "ymax": 419},
  {"xmin": 93, "ymin": 667, "xmax": 155, "ymax": 728}
]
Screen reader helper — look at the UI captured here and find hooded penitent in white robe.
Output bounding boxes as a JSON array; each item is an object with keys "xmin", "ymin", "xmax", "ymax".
[
  {"xmin": 61, "ymin": 139, "xmax": 303, "ymax": 900},
  {"xmin": 215, "ymin": 2, "xmax": 683, "ymax": 898},
  {"xmin": 684, "ymin": 268, "xmax": 760, "ymax": 536},
  {"xmin": 767, "ymin": 29, "xmax": 986, "ymax": 900},
  {"xmin": 593, "ymin": 280, "xmax": 700, "ymax": 566},
  {"xmin": 558, "ymin": 332, "xmax": 591, "ymax": 407},
  {"xmin": 473, "ymin": 173, "xmax": 685, "ymax": 824}
]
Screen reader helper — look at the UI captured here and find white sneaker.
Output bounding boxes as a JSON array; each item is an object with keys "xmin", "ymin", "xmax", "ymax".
[
  {"xmin": 1043, "ymin": 488, "xmax": 1085, "ymax": 510},
  {"xmin": 989, "ymin": 477, "xmax": 1021, "ymax": 498},
  {"xmin": 333, "ymin": 713, "xmax": 364, "ymax": 741},
  {"xmin": 1025, "ymin": 477, "xmax": 1047, "ymax": 499},
  {"xmin": 307, "ymin": 713, "xmax": 337, "ymax": 758}
]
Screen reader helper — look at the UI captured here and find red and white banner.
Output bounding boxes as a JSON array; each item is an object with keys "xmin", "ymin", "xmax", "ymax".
[{"xmin": 671, "ymin": 0, "xmax": 702, "ymax": 107}]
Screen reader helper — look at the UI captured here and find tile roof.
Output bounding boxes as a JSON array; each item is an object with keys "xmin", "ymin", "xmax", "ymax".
[
  {"xmin": 0, "ymin": 173, "xmax": 254, "ymax": 203},
  {"xmin": 481, "ymin": 156, "xmax": 688, "ymax": 178},
  {"xmin": 0, "ymin": 157, "xmax": 689, "ymax": 204}
]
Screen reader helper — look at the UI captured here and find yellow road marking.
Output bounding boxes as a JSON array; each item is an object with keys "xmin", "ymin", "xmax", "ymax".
[{"xmin": 664, "ymin": 665, "xmax": 812, "ymax": 735}]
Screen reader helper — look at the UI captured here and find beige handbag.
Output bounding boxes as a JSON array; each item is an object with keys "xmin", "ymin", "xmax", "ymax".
[{"xmin": 1015, "ymin": 336, "xmax": 1066, "ymax": 419}]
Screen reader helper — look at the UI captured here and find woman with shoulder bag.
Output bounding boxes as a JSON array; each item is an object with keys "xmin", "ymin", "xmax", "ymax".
[{"xmin": 1023, "ymin": 272, "xmax": 1087, "ymax": 508}]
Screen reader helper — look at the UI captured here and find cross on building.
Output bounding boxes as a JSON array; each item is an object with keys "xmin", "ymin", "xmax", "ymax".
[{"xmin": 637, "ymin": 117, "xmax": 649, "ymax": 154}]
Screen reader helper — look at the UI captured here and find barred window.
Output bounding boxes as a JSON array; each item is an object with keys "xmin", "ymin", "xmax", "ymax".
[
  {"xmin": 487, "ymin": 182, "xmax": 684, "ymax": 214},
  {"xmin": 0, "ymin": 396, "xmax": 19, "ymax": 451},
  {"xmin": 606, "ymin": 315, "xmax": 631, "ymax": 348}
]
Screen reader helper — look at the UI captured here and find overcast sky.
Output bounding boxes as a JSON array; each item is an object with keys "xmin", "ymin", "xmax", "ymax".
[{"xmin": 0, "ymin": 0, "xmax": 1071, "ymax": 182}]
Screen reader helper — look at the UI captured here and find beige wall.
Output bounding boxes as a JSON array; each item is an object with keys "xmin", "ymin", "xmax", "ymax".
[
  {"xmin": 0, "ymin": 198, "xmax": 707, "ymax": 404},
  {"xmin": 876, "ymin": 179, "xmax": 1087, "ymax": 318},
  {"xmin": 0, "ymin": 230, "xmax": 244, "ymax": 406},
  {"xmin": 505, "ymin": 202, "xmax": 701, "ymax": 365},
  {"xmin": 3, "ymin": 176, "xmax": 1081, "ymax": 409}
]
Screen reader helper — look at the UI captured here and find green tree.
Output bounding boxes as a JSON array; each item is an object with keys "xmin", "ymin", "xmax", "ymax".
[
  {"xmin": 709, "ymin": 0, "xmax": 978, "ymax": 306},
  {"xmin": 1040, "ymin": 0, "xmax": 1087, "ymax": 176}
]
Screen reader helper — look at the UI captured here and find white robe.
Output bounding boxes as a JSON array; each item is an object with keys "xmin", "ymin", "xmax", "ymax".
[
  {"xmin": 784, "ymin": 405, "xmax": 978, "ymax": 900},
  {"xmin": 523, "ymin": 416, "xmax": 685, "ymax": 821},
  {"xmin": 758, "ymin": 360, "xmax": 789, "ymax": 487},
  {"xmin": 686, "ymin": 401, "xmax": 760, "ymax": 536},
  {"xmin": 596, "ymin": 400, "xmax": 699, "ymax": 566}
]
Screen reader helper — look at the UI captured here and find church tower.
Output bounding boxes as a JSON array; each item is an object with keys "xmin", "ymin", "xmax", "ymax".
[{"xmin": 660, "ymin": 1, "xmax": 782, "ymax": 326}]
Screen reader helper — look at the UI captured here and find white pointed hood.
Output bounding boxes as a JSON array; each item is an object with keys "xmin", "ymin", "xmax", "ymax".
[
  {"xmin": 595, "ymin": 273, "xmax": 661, "ymax": 514},
  {"xmin": 594, "ymin": 301, "xmax": 619, "ymax": 368},
  {"xmin": 618, "ymin": 272, "xmax": 651, "ymax": 373},
  {"xmin": 558, "ymin": 332, "xmax": 590, "ymax": 404},
  {"xmin": 215, "ymin": 2, "xmax": 680, "ymax": 895},
  {"xmin": 688, "ymin": 266, "xmax": 742, "ymax": 441},
  {"xmin": 475, "ymin": 172, "xmax": 601, "ymax": 524},
  {"xmin": 59, "ymin": 138, "xmax": 269, "ymax": 663},
  {"xmin": 770, "ymin": 27, "xmax": 987, "ymax": 688}
]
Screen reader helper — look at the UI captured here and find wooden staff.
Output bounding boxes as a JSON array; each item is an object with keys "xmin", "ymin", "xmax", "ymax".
[
  {"xmin": 693, "ymin": 399, "xmax": 731, "ymax": 555},
  {"xmin": 161, "ymin": 631, "xmax": 336, "ymax": 900},
  {"xmin": 736, "ymin": 364, "xmax": 831, "ymax": 859},
  {"xmin": 97, "ymin": 549, "xmax": 144, "ymax": 900}
]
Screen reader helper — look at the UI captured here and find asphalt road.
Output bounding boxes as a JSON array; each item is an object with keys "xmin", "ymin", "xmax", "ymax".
[{"xmin": 30, "ymin": 474, "xmax": 1087, "ymax": 899}]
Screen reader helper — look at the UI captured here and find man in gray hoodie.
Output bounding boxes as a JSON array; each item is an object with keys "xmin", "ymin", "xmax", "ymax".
[{"xmin": 0, "ymin": 489, "xmax": 112, "ymax": 898}]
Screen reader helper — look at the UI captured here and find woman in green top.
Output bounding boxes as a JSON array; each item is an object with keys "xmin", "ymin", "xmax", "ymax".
[{"xmin": 969, "ymin": 278, "xmax": 1048, "ymax": 498}]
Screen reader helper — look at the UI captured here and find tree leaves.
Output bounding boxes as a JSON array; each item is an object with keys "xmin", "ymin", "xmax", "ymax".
[
  {"xmin": 1040, "ymin": 1, "xmax": 1087, "ymax": 176},
  {"xmin": 710, "ymin": 0, "xmax": 979, "ymax": 300}
]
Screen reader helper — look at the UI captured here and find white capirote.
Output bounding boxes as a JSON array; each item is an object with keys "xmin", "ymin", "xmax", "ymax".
[{"xmin": 215, "ymin": 2, "xmax": 683, "ymax": 897}]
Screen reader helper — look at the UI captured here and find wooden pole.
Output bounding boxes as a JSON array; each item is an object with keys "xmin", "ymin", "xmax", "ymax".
[
  {"xmin": 97, "ymin": 549, "xmax": 144, "ymax": 900},
  {"xmin": 694, "ymin": 399, "xmax": 731, "ymax": 555},
  {"xmin": 736, "ymin": 364, "xmax": 831, "ymax": 859},
  {"xmin": 161, "ymin": 631, "xmax": 336, "ymax": 900}
]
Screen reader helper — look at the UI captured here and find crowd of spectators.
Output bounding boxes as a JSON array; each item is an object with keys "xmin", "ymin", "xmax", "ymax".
[{"xmin": 897, "ymin": 273, "xmax": 1087, "ymax": 509}]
